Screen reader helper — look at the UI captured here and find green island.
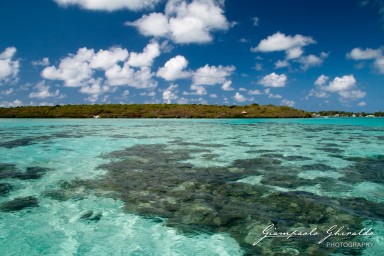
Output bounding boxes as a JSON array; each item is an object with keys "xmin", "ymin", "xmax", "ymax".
[{"xmin": 0, "ymin": 104, "xmax": 382, "ymax": 118}]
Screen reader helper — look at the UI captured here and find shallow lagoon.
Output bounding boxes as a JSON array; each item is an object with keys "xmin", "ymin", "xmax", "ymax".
[{"xmin": 0, "ymin": 118, "xmax": 383, "ymax": 255}]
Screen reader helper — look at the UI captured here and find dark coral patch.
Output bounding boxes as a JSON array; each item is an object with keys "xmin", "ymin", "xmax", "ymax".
[
  {"xmin": 59, "ymin": 144, "xmax": 378, "ymax": 255},
  {"xmin": 17, "ymin": 167, "xmax": 52, "ymax": 180},
  {"xmin": 339, "ymin": 155, "xmax": 384, "ymax": 184},
  {"xmin": 0, "ymin": 163, "xmax": 22, "ymax": 179},
  {"xmin": 0, "ymin": 196, "xmax": 38, "ymax": 212},
  {"xmin": 0, "ymin": 183, "xmax": 12, "ymax": 196}
]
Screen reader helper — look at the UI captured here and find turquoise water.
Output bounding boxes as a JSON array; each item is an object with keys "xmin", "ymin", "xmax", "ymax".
[{"xmin": 0, "ymin": 118, "xmax": 383, "ymax": 255}]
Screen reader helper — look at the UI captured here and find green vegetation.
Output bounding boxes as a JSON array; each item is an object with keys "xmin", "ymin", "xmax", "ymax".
[
  {"xmin": 313, "ymin": 110, "xmax": 382, "ymax": 117},
  {"xmin": 0, "ymin": 104, "xmax": 311, "ymax": 118}
]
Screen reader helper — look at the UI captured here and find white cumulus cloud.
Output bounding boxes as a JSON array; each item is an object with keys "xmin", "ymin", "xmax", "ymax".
[
  {"xmin": 314, "ymin": 74, "xmax": 329, "ymax": 86},
  {"xmin": 275, "ymin": 60, "xmax": 290, "ymax": 69},
  {"xmin": 338, "ymin": 90, "xmax": 366, "ymax": 100},
  {"xmin": 320, "ymin": 75, "xmax": 356, "ymax": 92},
  {"xmin": 42, "ymin": 42, "xmax": 160, "ymax": 90},
  {"xmin": 157, "ymin": 55, "xmax": 191, "ymax": 81},
  {"xmin": 90, "ymin": 47, "xmax": 129, "ymax": 70},
  {"xmin": 221, "ymin": 80, "xmax": 234, "ymax": 91},
  {"xmin": 258, "ymin": 73, "xmax": 287, "ymax": 87},
  {"xmin": 1, "ymin": 88, "xmax": 13, "ymax": 95},
  {"xmin": 358, "ymin": 101, "xmax": 367, "ymax": 106},
  {"xmin": 128, "ymin": 13, "xmax": 170, "ymax": 37},
  {"xmin": 347, "ymin": 46, "xmax": 384, "ymax": 74},
  {"xmin": 308, "ymin": 89, "xmax": 329, "ymax": 99},
  {"xmin": 193, "ymin": 64, "xmax": 235, "ymax": 86},
  {"xmin": 0, "ymin": 47, "xmax": 20, "ymax": 83},
  {"xmin": 128, "ymin": 0, "xmax": 230, "ymax": 44},
  {"xmin": 299, "ymin": 52, "xmax": 328, "ymax": 70},
  {"xmin": 32, "ymin": 57, "xmax": 50, "ymax": 67},
  {"xmin": 0, "ymin": 99, "xmax": 22, "ymax": 107},
  {"xmin": 28, "ymin": 81, "xmax": 63, "ymax": 99},
  {"xmin": 106, "ymin": 65, "xmax": 157, "ymax": 89},
  {"xmin": 374, "ymin": 57, "xmax": 384, "ymax": 74},
  {"xmin": 42, "ymin": 47, "xmax": 95, "ymax": 87},
  {"xmin": 309, "ymin": 74, "xmax": 366, "ymax": 101},
  {"xmin": 127, "ymin": 41, "xmax": 160, "ymax": 67},
  {"xmin": 162, "ymin": 84, "xmax": 179, "ymax": 103},
  {"xmin": 234, "ymin": 92, "xmax": 246, "ymax": 102},
  {"xmin": 281, "ymin": 99, "xmax": 295, "ymax": 107},
  {"xmin": 347, "ymin": 47, "xmax": 382, "ymax": 60},
  {"xmin": 54, "ymin": 0, "xmax": 160, "ymax": 11},
  {"xmin": 248, "ymin": 89, "xmax": 262, "ymax": 95},
  {"xmin": 189, "ymin": 84, "xmax": 207, "ymax": 95},
  {"xmin": 251, "ymin": 32, "xmax": 315, "ymax": 59}
]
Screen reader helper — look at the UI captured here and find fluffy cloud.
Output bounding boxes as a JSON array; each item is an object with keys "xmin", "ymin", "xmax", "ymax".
[
  {"xmin": 268, "ymin": 93, "xmax": 282, "ymax": 99},
  {"xmin": 314, "ymin": 74, "xmax": 329, "ymax": 86},
  {"xmin": 189, "ymin": 84, "xmax": 207, "ymax": 95},
  {"xmin": 281, "ymin": 99, "xmax": 295, "ymax": 107},
  {"xmin": 0, "ymin": 99, "xmax": 22, "ymax": 107},
  {"xmin": 1, "ymin": 88, "xmax": 13, "ymax": 95},
  {"xmin": 90, "ymin": 47, "xmax": 129, "ymax": 70},
  {"xmin": 307, "ymin": 89, "xmax": 329, "ymax": 99},
  {"xmin": 252, "ymin": 32, "xmax": 326, "ymax": 70},
  {"xmin": 129, "ymin": 13, "xmax": 170, "ymax": 37},
  {"xmin": 79, "ymin": 79, "xmax": 111, "ymax": 95},
  {"xmin": 221, "ymin": 80, "xmax": 234, "ymax": 91},
  {"xmin": 209, "ymin": 93, "xmax": 218, "ymax": 98},
  {"xmin": 234, "ymin": 92, "xmax": 246, "ymax": 102},
  {"xmin": 54, "ymin": 0, "xmax": 160, "ymax": 11},
  {"xmin": 193, "ymin": 64, "xmax": 235, "ymax": 86},
  {"xmin": 347, "ymin": 47, "xmax": 382, "ymax": 60},
  {"xmin": 42, "ymin": 42, "xmax": 160, "ymax": 89},
  {"xmin": 189, "ymin": 63, "xmax": 235, "ymax": 96},
  {"xmin": 319, "ymin": 75, "xmax": 356, "ymax": 92},
  {"xmin": 105, "ymin": 65, "xmax": 157, "ymax": 89},
  {"xmin": 347, "ymin": 46, "xmax": 384, "ymax": 74},
  {"xmin": 0, "ymin": 47, "xmax": 20, "ymax": 83},
  {"xmin": 42, "ymin": 47, "xmax": 95, "ymax": 87},
  {"xmin": 299, "ymin": 52, "xmax": 328, "ymax": 70},
  {"xmin": 32, "ymin": 57, "xmax": 50, "ymax": 67},
  {"xmin": 157, "ymin": 55, "xmax": 191, "ymax": 81},
  {"xmin": 258, "ymin": 73, "xmax": 287, "ymax": 87},
  {"xmin": 338, "ymin": 90, "xmax": 366, "ymax": 100},
  {"xmin": 162, "ymin": 84, "xmax": 179, "ymax": 103},
  {"xmin": 309, "ymin": 74, "xmax": 366, "ymax": 101},
  {"xmin": 128, "ymin": 0, "xmax": 230, "ymax": 44},
  {"xmin": 127, "ymin": 42, "xmax": 160, "ymax": 67},
  {"xmin": 251, "ymin": 32, "xmax": 315, "ymax": 59},
  {"xmin": 374, "ymin": 57, "xmax": 384, "ymax": 73},
  {"xmin": 248, "ymin": 89, "xmax": 262, "ymax": 95},
  {"xmin": 358, "ymin": 101, "xmax": 367, "ymax": 106},
  {"xmin": 28, "ymin": 81, "xmax": 63, "ymax": 99},
  {"xmin": 275, "ymin": 60, "xmax": 289, "ymax": 69}
]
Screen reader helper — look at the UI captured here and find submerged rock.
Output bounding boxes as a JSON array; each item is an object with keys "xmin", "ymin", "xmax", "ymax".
[
  {"xmin": 79, "ymin": 210, "xmax": 102, "ymax": 222},
  {"xmin": 0, "ymin": 183, "xmax": 12, "ymax": 196},
  {"xmin": 0, "ymin": 163, "xmax": 22, "ymax": 179},
  {"xmin": 0, "ymin": 196, "xmax": 38, "ymax": 212},
  {"xmin": 0, "ymin": 163, "xmax": 52, "ymax": 180},
  {"xmin": 0, "ymin": 137, "xmax": 36, "ymax": 148},
  {"xmin": 340, "ymin": 155, "xmax": 384, "ymax": 184},
  {"xmin": 17, "ymin": 167, "xmax": 52, "ymax": 180},
  {"xmin": 80, "ymin": 210, "xmax": 94, "ymax": 220}
]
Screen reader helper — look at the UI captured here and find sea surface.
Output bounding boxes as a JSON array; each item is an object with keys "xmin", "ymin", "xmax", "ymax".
[{"xmin": 0, "ymin": 118, "xmax": 383, "ymax": 255}]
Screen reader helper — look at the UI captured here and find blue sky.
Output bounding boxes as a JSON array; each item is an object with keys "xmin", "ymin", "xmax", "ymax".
[{"xmin": 0, "ymin": 0, "xmax": 383, "ymax": 112}]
